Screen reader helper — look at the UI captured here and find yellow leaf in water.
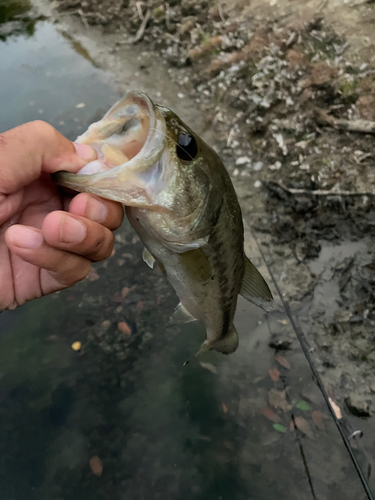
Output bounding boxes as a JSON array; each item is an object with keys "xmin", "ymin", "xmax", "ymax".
[
  {"xmin": 71, "ymin": 341, "xmax": 81, "ymax": 351},
  {"xmin": 329, "ymin": 397, "xmax": 342, "ymax": 419},
  {"xmin": 89, "ymin": 456, "xmax": 103, "ymax": 476}
]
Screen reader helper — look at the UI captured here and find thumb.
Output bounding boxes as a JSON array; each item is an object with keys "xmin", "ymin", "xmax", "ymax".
[{"xmin": 0, "ymin": 120, "xmax": 96, "ymax": 195}]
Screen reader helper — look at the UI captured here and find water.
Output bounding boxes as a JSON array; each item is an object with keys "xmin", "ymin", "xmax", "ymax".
[{"xmin": 0, "ymin": 4, "xmax": 372, "ymax": 499}]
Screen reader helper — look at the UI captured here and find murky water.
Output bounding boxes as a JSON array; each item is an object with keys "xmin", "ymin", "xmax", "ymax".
[{"xmin": 0, "ymin": 4, "xmax": 373, "ymax": 499}]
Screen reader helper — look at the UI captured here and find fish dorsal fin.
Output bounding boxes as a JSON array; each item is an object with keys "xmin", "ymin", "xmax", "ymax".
[
  {"xmin": 167, "ymin": 302, "xmax": 197, "ymax": 327},
  {"xmin": 142, "ymin": 247, "xmax": 155, "ymax": 269},
  {"xmin": 240, "ymin": 256, "xmax": 274, "ymax": 312}
]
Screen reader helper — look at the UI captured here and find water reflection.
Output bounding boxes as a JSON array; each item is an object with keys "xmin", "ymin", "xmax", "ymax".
[{"xmin": 0, "ymin": 0, "xmax": 41, "ymax": 41}]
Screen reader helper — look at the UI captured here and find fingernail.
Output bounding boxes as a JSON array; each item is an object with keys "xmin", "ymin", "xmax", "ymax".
[
  {"xmin": 73, "ymin": 142, "xmax": 96, "ymax": 161},
  {"xmin": 60, "ymin": 215, "xmax": 87, "ymax": 244},
  {"xmin": 9, "ymin": 226, "xmax": 44, "ymax": 249},
  {"xmin": 86, "ymin": 198, "xmax": 108, "ymax": 222}
]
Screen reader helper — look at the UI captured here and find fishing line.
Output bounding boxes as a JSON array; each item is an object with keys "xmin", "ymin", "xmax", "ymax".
[{"xmin": 250, "ymin": 225, "xmax": 374, "ymax": 500}]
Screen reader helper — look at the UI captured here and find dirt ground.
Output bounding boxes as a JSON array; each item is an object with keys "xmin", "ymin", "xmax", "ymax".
[{"xmin": 53, "ymin": 0, "xmax": 375, "ymax": 466}]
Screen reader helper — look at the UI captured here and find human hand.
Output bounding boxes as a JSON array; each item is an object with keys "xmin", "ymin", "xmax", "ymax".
[{"xmin": 0, "ymin": 121, "xmax": 124, "ymax": 311}]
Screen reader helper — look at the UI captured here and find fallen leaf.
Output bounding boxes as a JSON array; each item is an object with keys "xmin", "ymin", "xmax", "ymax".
[
  {"xmin": 102, "ymin": 320, "xmax": 111, "ymax": 330},
  {"xmin": 113, "ymin": 292, "xmax": 123, "ymax": 303},
  {"xmin": 329, "ymin": 397, "xmax": 342, "ymax": 419},
  {"xmin": 76, "ymin": 102, "xmax": 86, "ymax": 108},
  {"xmin": 275, "ymin": 355, "xmax": 291, "ymax": 369},
  {"xmin": 198, "ymin": 435, "xmax": 211, "ymax": 441},
  {"xmin": 269, "ymin": 368, "xmax": 280, "ymax": 382},
  {"xmin": 71, "ymin": 341, "xmax": 81, "ymax": 351},
  {"xmin": 117, "ymin": 259, "xmax": 125, "ymax": 266},
  {"xmin": 293, "ymin": 417, "xmax": 314, "ymax": 438},
  {"xmin": 137, "ymin": 301, "xmax": 144, "ymax": 311},
  {"xmin": 121, "ymin": 287, "xmax": 130, "ymax": 298},
  {"xmin": 296, "ymin": 400, "xmax": 311, "ymax": 411},
  {"xmin": 277, "ymin": 319, "xmax": 288, "ymax": 325},
  {"xmin": 221, "ymin": 403, "xmax": 228, "ymax": 414},
  {"xmin": 312, "ymin": 410, "xmax": 325, "ymax": 430},
  {"xmin": 89, "ymin": 456, "xmax": 103, "ymax": 476},
  {"xmin": 269, "ymin": 389, "xmax": 292, "ymax": 411},
  {"xmin": 273, "ymin": 423, "xmax": 287, "ymax": 433},
  {"xmin": 200, "ymin": 362, "xmax": 217, "ymax": 374},
  {"xmin": 86, "ymin": 269, "xmax": 100, "ymax": 281},
  {"xmin": 223, "ymin": 441, "xmax": 235, "ymax": 451},
  {"xmin": 118, "ymin": 322, "xmax": 131, "ymax": 335},
  {"xmin": 261, "ymin": 406, "xmax": 281, "ymax": 423}
]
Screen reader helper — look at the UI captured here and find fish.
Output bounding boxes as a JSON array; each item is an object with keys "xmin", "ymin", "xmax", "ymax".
[{"xmin": 52, "ymin": 91, "xmax": 273, "ymax": 359}]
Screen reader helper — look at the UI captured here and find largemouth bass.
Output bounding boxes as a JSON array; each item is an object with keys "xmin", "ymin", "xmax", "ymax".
[{"xmin": 53, "ymin": 91, "xmax": 273, "ymax": 358}]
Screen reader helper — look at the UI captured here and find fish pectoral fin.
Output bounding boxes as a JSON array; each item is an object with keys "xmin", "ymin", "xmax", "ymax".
[
  {"xmin": 163, "ymin": 236, "xmax": 209, "ymax": 254},
  {"xmin": 184, "ymin": 324, "xmax": 239, "ymax": 365},
  {"xmin": 142, "ymin": 247, "xmax": 155, "ymax": 269},
  {"xmin": 240, "ymin": 256, "xmax": 274, "ymax": 312},
  {"xmin": 167, "ymin": 302, "xmax": 197, "ymax": 327}
]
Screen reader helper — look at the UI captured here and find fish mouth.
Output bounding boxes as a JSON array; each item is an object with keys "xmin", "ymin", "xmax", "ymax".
[{"xmin": 52, "ymin": 91, "xmax": 167, "ymax": 202}]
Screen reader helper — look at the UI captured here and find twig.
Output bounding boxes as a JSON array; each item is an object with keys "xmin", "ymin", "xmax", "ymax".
[
  {"xmin": 165, "ymin": 2, "xmax": 172, "ymax": 32},
  {"xmin": 268, "ymin": 181, "xmax": 375, "ymax": 197},
  {"xmin": 313, "ymin": 107, "xmax": 375, "ymax": 135},
  {"xmin": 218, "ymin": 3, "xmax": 226, "ymax": 23},
  {"xmin": 136, "ymin": 1, "xmax": 144, "ymax": 20},
  {"xmin": 78, "ymin": 8, "xmax": 89, "ymax": 29},
  {"xmin": 126, "ymin": 8, "xmax": 151, "ymax": 44}
]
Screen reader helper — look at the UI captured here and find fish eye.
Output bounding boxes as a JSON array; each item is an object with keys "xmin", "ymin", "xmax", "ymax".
[{"xmin": 176, "ymin": 133, "xmax": 198, "ymax": 162}]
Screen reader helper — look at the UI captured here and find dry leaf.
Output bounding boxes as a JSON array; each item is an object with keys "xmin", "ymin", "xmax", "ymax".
[
  {"xmin": 200, "ymin": 362, "xmax": 217, "ymax": 374},
  {"xmin": 223, "ymin": 441, "xmax": 235, "ymax": 451},
  {"xmin": 312, "ymin": 410, "xmax": 325, "ymax": 430},
  {"xmin": 293, "ymin": 417, "xmax": 314, "ymax": 438},
  {"xmin": 118, "ymin": 322, "xmax": 131, "ymax": 335},
  {"xmin": 87, "ymin": 269, "xmax": 100, "ymax": 281},
  {"xmin": 89, "ymin": 456, "xmax": 103, "ymax": 476},
  {"xmin": 277, "ymin": 319, "xmax": 288, "ymax": 325},
  {"xmin": 221, "ymin": 403, "xmax": 228, "ymax": 414},
  {"xmin": 121, "ymin": 287, "xmax": 130, "ymax": 298},
  {"xmin": 275, "ymin": 355, "xmax": 291, "ymax": 369},
  {"xmin": 269, "ymin": 368, "xmax": 280, "ymax": 382},
  {"xmin": 329, "ymin": 397, "xmax": 342, "ymax": 419},
  {"xmin": 261, "ymin": 406, "xmax": 281, "ymax": 423},
  {"xmin": 268, "ymin": 389, "xmax": 292, "ymax": 411}
]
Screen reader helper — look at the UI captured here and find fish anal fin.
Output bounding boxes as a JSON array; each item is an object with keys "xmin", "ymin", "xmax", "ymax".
[
  {"xmin": 142, "ymin": 247, "xmax": 155, "ymax": 269},
  {"xmin": 240, "ymin": 256, "xmax": 274, "ymax": 312},
  {"xmin": 167, "ymin": 302, "xmax": 197, "ymax": 327}
]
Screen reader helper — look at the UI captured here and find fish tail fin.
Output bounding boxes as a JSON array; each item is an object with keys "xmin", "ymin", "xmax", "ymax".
[{"xmin": 183, "ymin": 324, "xmax": 239, "ymax": 365}]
